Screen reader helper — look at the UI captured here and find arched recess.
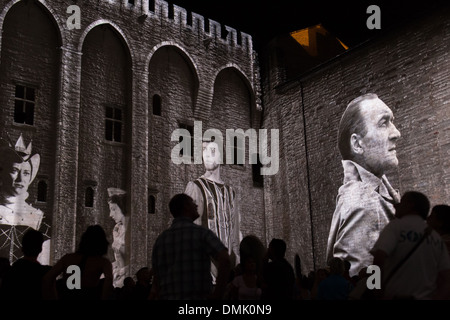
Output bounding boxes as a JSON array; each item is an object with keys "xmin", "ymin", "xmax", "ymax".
[
  {"xmin": 146, "ymin": 43, "xmax": 200, "ymax": 251},
  {"xmin": 147, "ymin": 43, "xmax": 199, "ymax": 116},
  {"xmin": 212, "ymin": 65, "xmax": 259, "ymax": 129},
  {"xmin": 210, "ymin": 66, "xmax": 255, "ymax": 130},
  {"xmin": 78, "ymin": 19, "xmax": 134, "ymax": 59},
  {"xmin": 209, "ymin": 65, "xmax": 265, "ymax": 242},
  {"xmin": 0, "ymin": 0, "xmax": 62, "ymax": 248},
  {"xmin": 77, "ymin": 22, "xmax": 132, "ymax": 245},
  {"xmin": 0, "ymin": 0, "xmax": 65, "ymax": 57},
  {"xmin": 147, "ymin": 44, "xmax": 199, "ymax": 181}
]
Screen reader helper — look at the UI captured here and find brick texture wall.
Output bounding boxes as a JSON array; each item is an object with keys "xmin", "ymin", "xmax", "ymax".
[
  {"xmin": 0, "ymin": 0, "xmax": 262, "ymax": 274},
  {"xmin": 0, "ymin": 0, "xmax": 60, "ymax": 230},
  {"xmin": 5, "ymin": 0, "xmax": 447, "ymax": 280},
  {"xmin": 262, "ymin": 7, "xmax": 450, "ymax": 273},
  {"xmin": 208, "ymin": 67, "xmax": 265, "ymax": 241},
  {"xmin": 77, "ymin": 24, "xmax": 132, "ymax": 247},
  {"xmin": 147, "ymin": 45, "xmax": 198, "ymax": 256}
]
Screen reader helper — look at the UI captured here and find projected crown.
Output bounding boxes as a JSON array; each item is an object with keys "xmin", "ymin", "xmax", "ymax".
[{"xmin": 14, "ymin": 134, "xmax": 33, "ymax": 160}]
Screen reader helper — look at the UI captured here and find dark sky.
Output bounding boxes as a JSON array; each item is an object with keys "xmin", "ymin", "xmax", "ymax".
[{"xmin": 170, "ymin": 0, "xmax": 448, "ymax": 51}]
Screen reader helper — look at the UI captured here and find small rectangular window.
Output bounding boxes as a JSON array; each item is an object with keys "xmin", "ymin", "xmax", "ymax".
[
  {"xmin": 105, "ymin": 106, "xmax": 124, "ymax": 143},
  {"xmin": 148, "ymin": 195, "xmax": 156, "ymax": 214},
  {"xmin": 152, "ymin": 94, "xmax": 161, "ymax": 116},
  {"xmin": 14, "ymin": 85, "xmax": 35, "ymax": 125},
  {"xmin": 85, "ymin": 187, "xmax": 94, "ymax": 208}
]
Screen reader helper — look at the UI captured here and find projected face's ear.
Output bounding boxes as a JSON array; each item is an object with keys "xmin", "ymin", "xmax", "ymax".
[{"xmin": 350, "ymin": 133, "xmax": 364, "ymax": 156}]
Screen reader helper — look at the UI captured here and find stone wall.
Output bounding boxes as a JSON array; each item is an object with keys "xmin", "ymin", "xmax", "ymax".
[
  {"xmin": 0, "ymin": 0, "xmax": 263, "ymax": 275},
  {"xmin": 262, "ymin": 6, "xmax": 450, "ymax": 273},
  {"xmin": 2, "ymin": 0, "xmax": 447, "ymax": 280}
]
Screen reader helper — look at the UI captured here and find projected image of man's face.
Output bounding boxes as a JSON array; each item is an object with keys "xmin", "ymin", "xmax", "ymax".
[
  {"xmin": 357, "ymin": 98, "xmax": 401, "ymax": 177},
  {"xmin": 202, "ymin": 142, "xmax": 221, "ymax": 171}
]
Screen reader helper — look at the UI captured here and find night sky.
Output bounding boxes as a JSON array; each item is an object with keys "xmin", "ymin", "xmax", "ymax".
[{"xmin": 169, "ymin": 0, "xmax": 448, "ymax": 51}]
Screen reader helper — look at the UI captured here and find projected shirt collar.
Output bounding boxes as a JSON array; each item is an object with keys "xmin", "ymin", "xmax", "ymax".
[{"xmin": 341, "ymin": 160, "xmax": 400, "ymax": 203}]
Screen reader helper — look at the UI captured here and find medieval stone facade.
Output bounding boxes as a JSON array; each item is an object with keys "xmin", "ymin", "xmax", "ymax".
[
  {"xmin": 0, "ymin": 0, "xmax": 264, "ymax": 275},
  {"xmin": 261, "ymin": 6, "xmax": 450, "ymax": 271},
  {"xmin": 0, "ymin": 0, "xmax": 449, "ymax": 277}
]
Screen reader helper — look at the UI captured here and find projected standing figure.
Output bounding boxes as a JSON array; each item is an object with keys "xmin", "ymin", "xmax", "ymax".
[
  {"xmin": 0, "ymin": 135, "xmax": 51, "ymax": 264},
  {"xmin": 326, "ymin": 93, "xmax": 401, "ymax": 277},
  {"xmin": 108, "ymin": 187, "xmax": 129, "ymax": 288},
  {"xmin": 185, "ymin": 140, "xmax": 241, "ymax": 275}
]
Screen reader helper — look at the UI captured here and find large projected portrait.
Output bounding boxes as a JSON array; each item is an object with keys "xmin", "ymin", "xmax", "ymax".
[
  {"xmin": 326, "ymin": 93, "xmax": 401, "ymax": 276},
  {"xmin": 0, "ymin": 135, "xmax": 50, "ymax": 264},
  {"xmin": 184, "ymin": 139, "xmax": 241, "ymax": 270}
]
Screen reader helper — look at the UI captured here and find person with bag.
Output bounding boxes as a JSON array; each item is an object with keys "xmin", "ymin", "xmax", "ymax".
[
  {"xmin": 370, "ymin": 191, "xmax": 450, "ymax": 300},
  {"xmin": 42, "ymin": 225, "xmax": 114, "ymax": 300}
]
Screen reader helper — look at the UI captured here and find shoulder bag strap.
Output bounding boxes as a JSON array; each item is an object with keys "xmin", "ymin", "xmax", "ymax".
[{"xmin": 383, "ymin": 226, "xmax": 432, "ymax": 287}]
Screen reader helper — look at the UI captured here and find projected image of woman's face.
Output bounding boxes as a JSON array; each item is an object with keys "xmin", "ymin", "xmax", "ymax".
[{"xmin": 3, "ymin": 161, "xmax": 32, "ymax": 197}]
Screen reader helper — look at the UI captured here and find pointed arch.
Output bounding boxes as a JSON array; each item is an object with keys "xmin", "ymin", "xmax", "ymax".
[
  {"xmin": 78, "ymin": 19, "xmax": 134, "ymax": 63},
  {"xmin": 146, "ymin": 41, "xmax": 200, "ymax": 112},
  {"xmin": 214, "ymin": 64, "xmax": 256, "ymax": 110},
  {"xmin": 213, "ymin": 64, "xmax": 258, "ymax": 128},
  {"xmin": 76, "ymin": 20, "xmax": 133, "ymax": 239},
  {"xmin": 0, "ymin": 0, "xmax": 64, "ymax": 57},
  {"xmin": 146, "ymin": 41, "xmax": 199, "ymax": 77}
]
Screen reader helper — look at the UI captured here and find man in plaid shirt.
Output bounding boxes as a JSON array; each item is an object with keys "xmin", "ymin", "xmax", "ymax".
[{"xmin": 151, "ymin": 193, "xmax": 231, "ymax": 300}]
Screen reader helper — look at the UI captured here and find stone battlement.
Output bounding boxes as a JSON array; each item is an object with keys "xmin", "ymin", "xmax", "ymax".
[{"xmin": 110, "ymin": 0, "xmax": 253, "ymax": 53}]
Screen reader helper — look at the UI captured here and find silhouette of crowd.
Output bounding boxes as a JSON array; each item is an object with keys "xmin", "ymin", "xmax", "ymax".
[{"xmin": 0, "ymin": 191, "xmax": 450, "ymax": 300}]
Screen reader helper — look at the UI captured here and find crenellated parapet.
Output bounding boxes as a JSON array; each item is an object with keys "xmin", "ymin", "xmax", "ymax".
[
  {"xmin": 95, "ymin": 0, "xmax": 253, "ymax": 54},
  {"xmin": 151, "ymin": 0, "xmax": 252, "ymax": 52}
]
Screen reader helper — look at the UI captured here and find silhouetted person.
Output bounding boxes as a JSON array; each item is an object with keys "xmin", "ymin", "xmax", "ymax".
[
  {"xmin": 348, "ymin": 267, "xmax": 370, "ymax": 300},
  {"xmin": 0, "ymin": 257, "xmax": 10, "ymax": 292},
  {"xmin": 0, "ymin": 229, "xmax": 50, "ymax": 299},
  {"xmin": 294, "ymin": 254, "xmax": 302, "ymax": 279},
  {"xmin": 371, "ymin": 191, "xmax": 450, "ymax": 299},
  {"xmin": 43, "ymin": 225, "xmax": 113, "ymax": 300},
  {"xmin": 428, "ymin": 204, "xmax": 450, "ymax": 256},
  {"xmin": 151, "ymin": 193, "xmax": 231, "ymax": 300},
  {"xmin": 343, "ymin": 259, "xmax": 356, "ymax": 286},
  {"xmin": 317, "ymin": 257, "xmax": 352, "ymax": 300},
  {"xmin": 133, "ymin": 267, "xmax": 152, "ymax": 300},
  {"xmin": 225, "ymin": 235, "xmax": 265, "ymax": 300},
  {"xmin": 261, "ymin": 238, "xmax": 295, "ymax": 300},
  {"xmin": 122, "ymin": 276, "xmax": 136, "ymax": 299},
  {"xmin": 293, "ymin": 254, "xmax": 309, "ymax": 300},
  {"xmin": 310, "ymin": 268, "xmax": 329, "ymax": 300},
  {"xmin": 114, "ymin": 276, "xmax": 135, "ymax": 300},
  {"xmin": 237, "ymin": 235, "xmax": 266, "ymax": 279},
  {"xmin": 230, "ymin": 256, "xmax": 262, "ymax": 300}
]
